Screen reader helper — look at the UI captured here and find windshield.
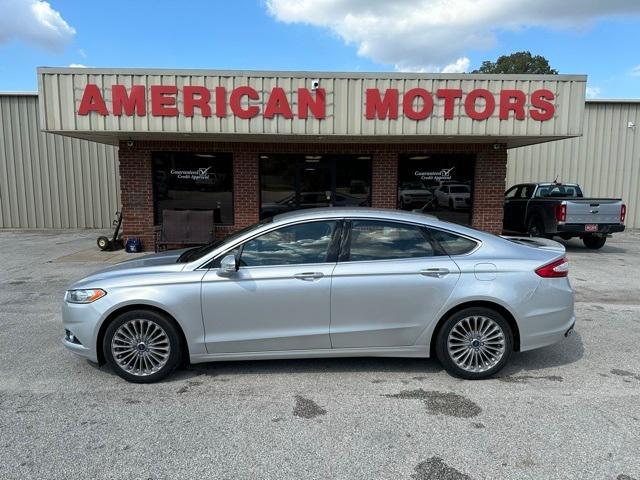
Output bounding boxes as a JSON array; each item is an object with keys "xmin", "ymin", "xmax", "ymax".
[
  {"xmin": 450, "ymin": 186, "xmax": 469, "ymax": 193},
  {"xmin": 535, "ymin": 185, "xmax": 583, "ymax": 198},
  {"xmin": 176, "ymin": 217, "xmax": 273, "ymax": 263},
  {"xmin": 402, "ymin": 182, "xmax": 427, "ymax": 190}
]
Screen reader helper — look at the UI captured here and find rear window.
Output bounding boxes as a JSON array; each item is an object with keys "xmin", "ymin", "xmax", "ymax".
[
  {"xmin": 428, "ymin": 229, "xmax": 478, "ymax": 256},
  {"xmin": 536, "ymin": 185, "xmax": 583, "ymax": 198}
]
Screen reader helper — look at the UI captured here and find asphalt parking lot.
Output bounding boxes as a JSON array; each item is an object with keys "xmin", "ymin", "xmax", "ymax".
[{"xmin": 0, "ymin": 229, "xmax": 639, "ymax": 480}]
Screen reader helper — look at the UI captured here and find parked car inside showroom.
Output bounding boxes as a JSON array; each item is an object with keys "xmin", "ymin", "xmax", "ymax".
[
  {"xmin": 434, "ymin": 184, "xmax": 471, "ymax": 210},
  {"xmin": 62, "ymin": 208, "xmax": 575, "ymax": 383}
]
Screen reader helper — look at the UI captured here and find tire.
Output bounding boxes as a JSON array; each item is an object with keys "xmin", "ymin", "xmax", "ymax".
[
  {"xmin": 527, "ymin": 217, "xmax": 548, "ymax": 239},
  {"xmin": 583, "ymin": 234, "xmax": 607, "ymax": 249},
  {"xmin": 103, "ymin": 309, "xmax": 183, "ymax": 383},
  {"xmin": 97, "ymin": 236, "xmax": 111, "ymax": 251},
  {"xmin": 435, "ymin": 307, "xmax": 513, "ymax": 380}
]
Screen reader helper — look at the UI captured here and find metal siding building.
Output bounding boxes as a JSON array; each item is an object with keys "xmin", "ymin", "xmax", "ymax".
[
  {"xmin": 0, "ymin": 93, "xmax": 119, "ymax": 229},
  {"xmin": 508, "ymin": 100, "xmax": 640, "ymax": 228}
]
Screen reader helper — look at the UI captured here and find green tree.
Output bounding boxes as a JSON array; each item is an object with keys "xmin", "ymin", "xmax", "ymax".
[{"xmin": 472, "ymin": 51, "xmax": 558, "ymax": 74}]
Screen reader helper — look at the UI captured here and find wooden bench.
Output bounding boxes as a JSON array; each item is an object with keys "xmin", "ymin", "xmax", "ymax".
[{"xmin": 155, "ymin": 209, "xmax": 215, "ymax": 251}]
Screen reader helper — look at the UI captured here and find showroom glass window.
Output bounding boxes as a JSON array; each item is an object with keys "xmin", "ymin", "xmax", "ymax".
[
  {"xmin": 259, "ymin": 154, "xmax": 371, "ymax": 219},
  {"xmin": 397, "ymin": 154, "xmax": 475, "ymax": 225},
  {"xmin": 152, "ymin": 152, "xmax": 233, "ymax": 225}
]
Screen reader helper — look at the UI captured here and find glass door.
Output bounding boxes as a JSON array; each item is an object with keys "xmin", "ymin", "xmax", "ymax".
[{"xmin": 297, "ymin": 156, "xmax": 334, "ymax": 209}]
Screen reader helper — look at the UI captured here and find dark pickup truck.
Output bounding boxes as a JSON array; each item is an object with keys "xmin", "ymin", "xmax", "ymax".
[{"xmin": 503, "ymin": 182, "xmax": 626, "ymax": 249}]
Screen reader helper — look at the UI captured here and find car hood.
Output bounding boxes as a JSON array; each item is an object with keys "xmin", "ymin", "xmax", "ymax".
[
  {"xmin": 402, "ymin": 189, "xmax": 432, "ymax": 195},
  {"xmin": 67, "ymin": 248, "xmax": 190, "ymax": 289}
]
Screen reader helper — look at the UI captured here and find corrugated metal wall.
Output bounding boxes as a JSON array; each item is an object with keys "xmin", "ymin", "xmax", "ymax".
[
  {"xmin": 508, "ymin": 101, "xmax": 640, "ymax": 228},
  {"xmin": 0, "ymin": 94, "xmax": 119, "ymax": 229}
]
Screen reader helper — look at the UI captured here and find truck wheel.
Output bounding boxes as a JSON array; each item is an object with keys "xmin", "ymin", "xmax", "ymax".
[
  {"xmin": 583, "ymin": 234, "xmax": 606, "ymax": 249},
  {"xmin": 527, "ymin": 217, "xmax": 548, "ymax": 238}
]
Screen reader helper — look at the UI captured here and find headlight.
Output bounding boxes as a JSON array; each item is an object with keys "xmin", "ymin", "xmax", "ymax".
[{"xmin": 66, "ymin": 289, "xmax": 106, "ymax": 304}]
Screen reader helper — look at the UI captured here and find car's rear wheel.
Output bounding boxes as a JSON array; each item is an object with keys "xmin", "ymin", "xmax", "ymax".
[
  {"xmin": 436, "ymin": 307, "xmax": 513, "ymax": 380},
  {"xmin": 103, "ymin": 309, "xmax": 182, "ymax": 383},
  {"xmin": 583, "ymin": 234, "xmax": 607, "ymax": 249}
]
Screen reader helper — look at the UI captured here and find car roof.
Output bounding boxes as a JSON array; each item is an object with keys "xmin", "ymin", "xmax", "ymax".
[{"xmin": 271, "ymin": 207, "xmax": 490, "ymax": 238}]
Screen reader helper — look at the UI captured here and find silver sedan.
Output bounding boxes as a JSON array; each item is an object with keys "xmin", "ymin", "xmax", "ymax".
[{"xmin": 62, "ymin": 208, "xmax": 575, "ymax": 383}]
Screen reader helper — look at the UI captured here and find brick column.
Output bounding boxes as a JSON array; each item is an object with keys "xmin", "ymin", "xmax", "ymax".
[
  {"xmin": 371, "ymin": 152, "xmax": 398, "ymax": 209},
  {"xmin": 118, "ymin": 142, "xmax": 155, "ymax": 250},
  {"xmin": 232, "ymin": 148, "xmax": 260, "ymax": 230},
  {"xmin": 472, "ymin": 147, "xmax": 507, "ymax": 234}
]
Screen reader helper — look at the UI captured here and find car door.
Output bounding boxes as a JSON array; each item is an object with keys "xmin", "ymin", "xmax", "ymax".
[
  {"xmin": 200, "ymin": 220, "xmax": 341, "ymax": 353},
  {"xmin": 330, "ymin": 219, "xmax": 461, "ymax": 348}
]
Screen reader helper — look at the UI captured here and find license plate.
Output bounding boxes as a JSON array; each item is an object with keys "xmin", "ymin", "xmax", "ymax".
[{"xmin": 585, "ymin": 224, "xmax": 598, "ymax": 232}]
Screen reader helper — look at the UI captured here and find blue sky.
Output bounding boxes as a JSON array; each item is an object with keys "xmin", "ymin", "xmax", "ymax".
[{"xmin": 0, "ymin": 0, "xmax": 639, "ymax": 98}]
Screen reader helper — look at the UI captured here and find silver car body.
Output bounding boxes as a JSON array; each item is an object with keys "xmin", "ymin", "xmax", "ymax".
[{"xmin": 62, "ymin": 208, "xmax": 575, "ymax": 364}]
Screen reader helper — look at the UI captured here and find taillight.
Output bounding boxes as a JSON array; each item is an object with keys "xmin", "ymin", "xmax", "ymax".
[
  {"xmin": 555, "ymin": 203, "xmax": 566, "ymax": 222},
  {"xmin": 621, "ymin": 204, "xmax": 627, "ymax": 223},
  {"xmin": 536, "ymin": 257, "xmax": 569, "ymax": 278}
]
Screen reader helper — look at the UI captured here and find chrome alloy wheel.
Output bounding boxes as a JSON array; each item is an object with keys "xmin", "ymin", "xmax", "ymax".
[
  {"xmin": 447, "ymin": 316, "xmax": 506, "ymax": 373},
  {"xmin": 111, "ymin": 319, "xmax": 171, "ymax": 376}
]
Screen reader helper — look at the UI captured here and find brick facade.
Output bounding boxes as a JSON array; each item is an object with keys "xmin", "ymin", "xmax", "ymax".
[{"xmin": 117, "ymin": 140, "xmax": 507, "ymax": 251}]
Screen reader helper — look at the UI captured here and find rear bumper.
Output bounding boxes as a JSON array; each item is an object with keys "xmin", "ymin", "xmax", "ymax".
[
  {"xmin": 518, "ymin": 277, "xmax": 576, "ymax": 352},
  {"xmin": 555, "ymin": 223, "xmax": 625, "ymax": 235}
]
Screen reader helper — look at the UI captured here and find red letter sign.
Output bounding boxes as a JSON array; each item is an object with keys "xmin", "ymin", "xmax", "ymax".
[
  {"xmin": 230, "ymin": 86, "xmax": 260, "ymax": 119},
  {"xmin": 436, "ymin": 89, "xmax": 463, "ymax": 120},
  {"xmin": 464, "ymin": 89, "xmax": 496, "ymax": 120},
  {"xmin": 298, "ymin": 88, "xmax": 325, "ymax": 119},
  {"xmin": 365, "ymin": 89, "xmax": 399, "ymax": 120},
  {"xmin": 264, "ymin": 87, "xmax": 293, "ymax": 119},
  {"xmin": 530, "ymin": 89, "xmax": 555, "ymax": 121},
  {"xmin": 499, "ymin": 90, "xmax": 526, "ymax": 120},
  {"xmin": 403, "ymin": 88, "xmax": 434, "ymax": 120},
  {"xmin": 112, "ymin": 85, "xmax": 146, "ymax": 116},
  {"xmin": 78, "ymin": 84, "xmax": 108, "ymax": 116},
  {"xmin": 151, "ymin": 86, "xmax": 178, "ymax": 116},
  {"xmin": 184, "ymin": 86, "xmax": 211, "ymax": 118},
  {"xmin": 215, "ymin": 87, "xmax": 227, "ymax": 118}
]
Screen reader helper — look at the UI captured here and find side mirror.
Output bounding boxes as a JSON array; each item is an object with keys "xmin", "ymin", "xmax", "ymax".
[{"xmin": 218, "ymin": 254, "xmax": 238, "ymax": 276}]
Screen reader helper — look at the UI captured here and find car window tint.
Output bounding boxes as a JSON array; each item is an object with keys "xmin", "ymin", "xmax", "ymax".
[
  {"xmin": 505, "ymin": 186, "xmax": 519, "ymax": 199},
  {"xmin": 240, "ymin": 221, "xmax": 337, "ymax": 267},
  {"xmin": 428, "ymin": 229, "xmax": 478, "ymax": 256},
  {"xmin": 348, "ymin": 220, "xmax": 434, "ymax": 261}
]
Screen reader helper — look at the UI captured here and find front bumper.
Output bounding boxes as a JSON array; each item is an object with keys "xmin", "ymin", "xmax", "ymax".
[
  {"xmin": 555, "ymin": 223, "xmax": 625, "ymax": 235},
  {"xmin": 61, "ymin": 300, "xmax": 104, "ymax": 363}
]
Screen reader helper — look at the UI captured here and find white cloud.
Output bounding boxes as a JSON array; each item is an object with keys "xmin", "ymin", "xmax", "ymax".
[
  {"xmin": 442, "ymin": 57, "xmax": 470, "ymax": 74},
  {"xmin": 68, "ymin": 63, "xmax": 89, "ymax": 68},
  {"xmin": 586, "ymin": 86, "xmax": 601, "ymax": 98},
  {"xmin": 266, "ymin": 0, "xmax": 640, "ymax": 71},
  {"xmin": 0, "ymin": 0, "xmax": 75, "ymax": 51},
  {"xmin": 630, "ymin": 65, "xmax": 640, "ymax": 76}
]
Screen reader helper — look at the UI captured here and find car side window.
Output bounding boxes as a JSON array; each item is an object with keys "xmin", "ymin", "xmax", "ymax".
[
  {"xmin": 428, "ymin": 229, "xmax": 478, "ymax": 256},
  {"xmin": 505, "ymin": 186, "xmax": 520, "ymax": 199},
  {"xmin": 520, "ymin": 185, "xmax": 534, "ymax": 199},
  {"xmin": 239, "ymin": 221, "xmax": 338, "ymax": 267},
  {"xmin": 347, "ymin": 220, "xmax": 434, "ymax": 261}
]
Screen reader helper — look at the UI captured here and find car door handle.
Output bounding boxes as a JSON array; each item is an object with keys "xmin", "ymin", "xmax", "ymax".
[
  {"xmin": 294, "ymin": 272, "xmax": 324, "ymax": 281},
  {"xmin": 420, "ymin": 268, "xmax": 450, "ymax": 278}
]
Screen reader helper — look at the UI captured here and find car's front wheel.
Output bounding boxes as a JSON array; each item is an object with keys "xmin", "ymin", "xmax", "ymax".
[
  {"xmin": 436, "ymin": 307, "xmax": 513, "ymax": 380},
  {"xmin": 103, "ymin": 309, "xmax": 183, "ymax": 383}
]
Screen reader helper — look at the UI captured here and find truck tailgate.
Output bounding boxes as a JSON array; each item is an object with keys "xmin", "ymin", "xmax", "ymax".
[{"xmin": 565, "ymin": 199, "xmax": 622, "ymax": 224}]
